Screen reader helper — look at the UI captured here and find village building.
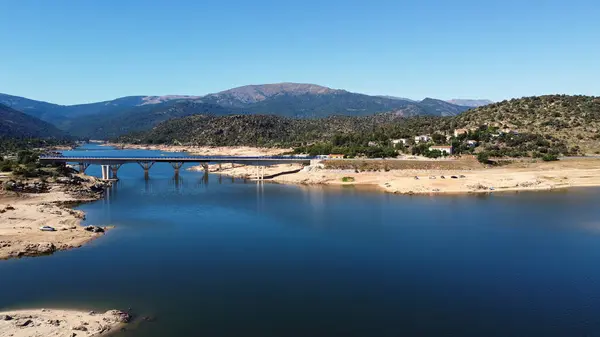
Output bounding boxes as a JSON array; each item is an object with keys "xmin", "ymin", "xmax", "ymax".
[
  {"xmin": 414, "ymin": 135, "xmax": 431, "ymax": 143},
  {"xmin": 429, "ymin": 145, "xmax": 453, "ymax": 155},
  {"xmin": 328, "ymin": 154, "xmax": 345, "ymax": 159},
  {"xmin": 367, "ymin": 141, "xmax": 378, "ymax": 147},
  {"xmin": 454, "ymin": 128, "xmax": 469, "ymax": 137},
  {"xmin": 466, "ymin": 140, "xmax": 478, "ymax": 147},
  {"xmin": 391, "ymin": 138, "xmax": 408, "ymax": 146}
]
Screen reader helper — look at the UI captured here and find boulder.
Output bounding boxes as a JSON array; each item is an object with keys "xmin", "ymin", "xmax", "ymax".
[
  {"xmin": 105, "ymin": 310, "xmax": 132, "ymax": 323},
  {"xmin": 84, "ymin": 226, "xmax": 104, "ymax": 233},
  {"xmin": 21, "ymin": 242, "xmax": 57, "ymax": 256},
  {"xmin": 72, "ymin": 325, "xmax": 88, "ymax": 331},
  {"xmin": 15, "ymin": 319, "xmax": 33, "ymax": 327}
]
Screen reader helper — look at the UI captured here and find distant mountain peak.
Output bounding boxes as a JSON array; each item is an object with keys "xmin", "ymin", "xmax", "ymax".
[
  {"xmin": 140, "ymin": 95, "xmax": 202, "ymax": 105},
  {"xmin": 446, "ymin": 99, "xmax": 493, "ymax": 108},
  {"xmin": 210, "ymin": 82, "xmax": 343, "ymax": 104}
]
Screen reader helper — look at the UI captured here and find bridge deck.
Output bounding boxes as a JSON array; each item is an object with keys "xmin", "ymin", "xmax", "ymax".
[{"xmin": 39, "ymin": 155, "xmax": 314, "ymax": 165}]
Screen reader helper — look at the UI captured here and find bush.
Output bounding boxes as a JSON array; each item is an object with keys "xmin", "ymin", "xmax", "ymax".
[
  {"xmin": 542, "ymin": 154, "xmax": 559, "ymax": 162},
  {"xmin": 477, "ymin": 152, "xmax": 490, "ymax": 164},
  {"xmin": 341, "ymin": 177, "xmax": 355, "ymax": 182},
  {"xmin": 0, "ymin": 160, "xmax": 14, "ymax": 172}
]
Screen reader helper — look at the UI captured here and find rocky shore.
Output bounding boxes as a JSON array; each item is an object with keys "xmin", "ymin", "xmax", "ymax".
[
  {"xmin": 0, "ymin": 308, "xmax": 131, "ymax": 337},
  {"xmin": 0, "ymin": 174, "xmax": 112, "ymax": 260}
]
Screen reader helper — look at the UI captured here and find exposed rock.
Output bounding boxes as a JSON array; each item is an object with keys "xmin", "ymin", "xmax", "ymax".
[
  {"xmin": 17, "ymin": 242, "xmax": 57, "ymax": 256},
  {"xmin": 84, "ymin": 225, "xmax": 104, "ymax": 233},
  {"xmin": 47, "ymin": 319, "xmax": 61, "ymax": 326},
  {"xmin": 105, "ymin": 310, "xmax": 132, "ymax": 323},
  {"xmin": 15, "ymin": 319, "xmax": 33, "ymax": 327},
  {"xmin": 2, "ymin": 314, "xmax": 13, "ymax": 320},
  {"xmin": 72, "ymin": 325, "xmax": 88, "ymax": 331}
]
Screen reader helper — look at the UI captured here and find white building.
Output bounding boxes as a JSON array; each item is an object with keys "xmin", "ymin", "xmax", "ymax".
[
  {"xmin": 466, "ymin": 140, "xmax": 478, "ymax": 147},
  {"xmin": 391, "ymin": 138, "xmax": 408, "ymax": 146},
  {"xmin": 414, "ymin": 135, "xmax": 431, "ymax": 144},
  {"xmin": 429, "ymin": 145, "xmax": 453, "ymax": 155}
]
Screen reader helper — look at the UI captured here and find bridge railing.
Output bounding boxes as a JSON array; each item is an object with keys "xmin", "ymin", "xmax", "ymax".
[{"xmin": 39, "ymin": 155, "xmax": 316, "ymax": 160}]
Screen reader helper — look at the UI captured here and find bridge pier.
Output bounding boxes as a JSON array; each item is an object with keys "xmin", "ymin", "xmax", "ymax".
[
  {"xmin": 100, "ymin": 165, "xmax": 110, "ymax": 180},
  {"xmin": 110, "ymin": 164, "xmax": 122, "ymax": 179},
  {"xmin": 137, "ymin": 161, "xmax": 155, "ymax": 179},
  {"xmin": 171, "ymin": 162, "xmax": 184, "ymax": 176},
  {"xmin": 201, "ymin": 163, "xmax": 209, "ymax": 172},
  {"xmin": 78, "ymin": 162, "xmax": 90, "ymax": 174},
  {"xmin": 255, "ymin": 165, "xmax": 265, "ymax": 180}
]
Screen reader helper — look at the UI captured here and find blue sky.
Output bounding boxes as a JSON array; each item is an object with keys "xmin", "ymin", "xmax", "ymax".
[{"xmin": 1, "ymin": 0, "xmax": 599, "ymax": 104}]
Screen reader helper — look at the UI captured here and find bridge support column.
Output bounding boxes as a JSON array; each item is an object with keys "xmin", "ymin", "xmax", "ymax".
[
  {"xmin": 171, "ymin": 162, "xmax": 184, "ymax": 176},
  {"xmin": 137, "ymin": 161, "xmax": 155, "ymax": 179},
  {"xmin": 78, "ymin": 162, "xmax": 90, "ymax": 174},
  {"xmin": 100, "ymin": 165, "xmax": 110, "ymax": 180},
  {"xmin": 255, "ymin": 166, "xmax": 265, "ymax": 180},
  {"xmin": 201, "ymin": 163, "xmax": 209, "ymax": 172},
  {"xmin": 110, "ymin": 164, "xmax": 122, "ymax": 179}
]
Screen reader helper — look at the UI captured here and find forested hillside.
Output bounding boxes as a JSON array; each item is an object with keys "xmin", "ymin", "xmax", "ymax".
[
  {"xmin": 118, "ymin": 95, "xmax": 600, "ymax": 158},
  {"xmin": 455, "ymin": 95, "xmax": 600, "ymax": 153},
  {"xmin": 0, "ymin": 104, "xmax": 68, "ymax": 139},
  {"xmin": 117, "ymin": 114, "xmax": 450, "ymax": 147}
]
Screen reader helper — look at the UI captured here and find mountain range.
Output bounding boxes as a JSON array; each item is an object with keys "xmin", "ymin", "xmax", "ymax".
[
  {"xmin": 0, "ymin": 83, "xmax": 489, "ymax": 139},
  {"xmin": 0, "ymin": 104, "xmax": 67, "ymax": 139}
]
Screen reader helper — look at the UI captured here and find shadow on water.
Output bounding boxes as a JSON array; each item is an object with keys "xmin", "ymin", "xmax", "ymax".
[{"xmin": 3, "ymin": 144, "xmax": 600, "ymax": 337}]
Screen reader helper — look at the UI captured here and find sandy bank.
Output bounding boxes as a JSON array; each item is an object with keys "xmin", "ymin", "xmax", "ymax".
[
  {"xmin": 191, "ymin": 158, "xmax": 600, "ymax": 195},
  {"xmin": 0, "ymin": 176, "xmax": 111, "ymax": 260},
  {"xmin": 0, "ymin": 308, "xmax": 130, "ymax": 337},
  {"xmin": 106, "ymin": 143, "xmax": 291, "ymax": 156}
]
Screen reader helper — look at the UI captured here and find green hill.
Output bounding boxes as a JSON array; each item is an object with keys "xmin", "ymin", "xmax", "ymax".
[
  {"xmin": 0, "ymin": 104, "xmax": 67, "ymax": 139},
  {"xmin": 117, "ymin": 113, "xmax": 447, "ymax": 148},
  {"xmin": 455, "ymin": 95, "xmax": 600, "ymax": 154}
]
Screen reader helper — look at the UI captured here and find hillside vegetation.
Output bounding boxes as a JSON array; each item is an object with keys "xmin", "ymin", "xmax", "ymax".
[
  {"xmin": 118, "ymin": 95, "xmax": 600, "ymax": 159},
  {"xmin": 455, "ymin": 95, "xmax": 600, "ymax": 154},
  {"xmin": 117, "ymin": 114, "xmax": 450, "ymax": 150},
  {"xmin": 0, "ymin": 104, "xmax": 68, "ymax": 139}
]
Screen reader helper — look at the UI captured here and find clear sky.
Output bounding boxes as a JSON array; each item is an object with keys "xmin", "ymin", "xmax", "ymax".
[{"xmin": 1, "ymin": 0, "xmax": 599, "ymax": 104}]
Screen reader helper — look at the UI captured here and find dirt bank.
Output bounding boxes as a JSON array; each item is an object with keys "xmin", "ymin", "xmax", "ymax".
[
  {"xmin": 106, "ymin": 143, "xmax": 291, "ymax": 156},
  {"xmin": 0, "ymin": 308, "xmax": 130, "ymax": 337},
  {"xmin": 192, "ymin": 158, "xmax": 600, "ymax": 195}
]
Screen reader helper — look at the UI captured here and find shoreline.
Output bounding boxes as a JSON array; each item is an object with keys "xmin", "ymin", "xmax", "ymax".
[
  {"xmin": 190, "ymin": 156, "xmax": 600, "ymax": 195},
  {"xmin": 104, "ymin": 142, "xmax": 292, "ymax": 156},
  {"xmin": 0, "ymin": 308, "xmax": 131, "ymax": 337},
  {"xmin": 0, "ymin": 175, "xmax": 112, "ymax": 260},
  {"xmin": 109, "ymin": 143, "xmax": 600, "ymax": 195}
]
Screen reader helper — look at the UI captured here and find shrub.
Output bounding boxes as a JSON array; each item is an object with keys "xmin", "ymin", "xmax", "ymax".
[
  {"xmin": 341, "ymin": 177, "xmax": 355, "ymax": 182},
  {"xmin": 542, "ymin": 154, "xmax": 559, "ymax": 162},
  {"xmin": 477, "ymin": 152, "xmax": 490, "ymax": 164}
]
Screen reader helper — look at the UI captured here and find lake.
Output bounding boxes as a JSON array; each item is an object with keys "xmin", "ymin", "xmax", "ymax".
[{"xmin": 2, "ymin": 144, "xmax": 600, "ymax": 336}]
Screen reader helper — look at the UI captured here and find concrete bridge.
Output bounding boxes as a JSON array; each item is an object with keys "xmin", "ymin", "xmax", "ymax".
[{"xmin": 39, "ymin": 155, "xmax": 316, "ymax": 180}]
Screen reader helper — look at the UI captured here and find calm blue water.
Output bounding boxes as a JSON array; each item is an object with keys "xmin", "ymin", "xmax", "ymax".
[{"xmin": 2, "ymin": 144, "xmax": 600, "ymax": 336}]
